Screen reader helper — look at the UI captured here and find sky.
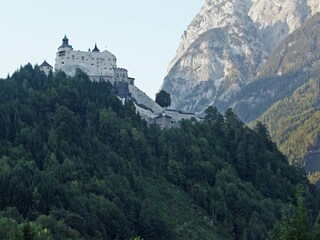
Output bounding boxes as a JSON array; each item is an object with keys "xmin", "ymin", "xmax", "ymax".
[{"xmin": 0, "ymin": 0, "xmax": 204, "ymax": 99}]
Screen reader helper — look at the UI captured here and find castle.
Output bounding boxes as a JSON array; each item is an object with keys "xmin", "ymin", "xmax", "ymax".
[
  {"xmin": 40, "ymin": 36, "xmax": 202, "ymax": 128},
  {"xmin": 40, "ymin": 35, "xmax": 134, "ymax": 85}
]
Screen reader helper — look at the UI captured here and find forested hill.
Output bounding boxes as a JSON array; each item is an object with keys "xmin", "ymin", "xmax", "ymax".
[
  {"xmin": 0, "ymin": 64, "xmax": 320, "ymax": 240},
  {"xmin": 255, "ymin": 77, "xmax": 320, "ymax": 167}
]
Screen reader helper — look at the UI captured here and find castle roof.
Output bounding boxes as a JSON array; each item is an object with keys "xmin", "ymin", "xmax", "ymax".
[
  {"xmin": 92, "ymin": 44, "xmax": 100, "ymax": 52},
  {"xmin": 58, "ymin": 35, "xmax": 73, "ymax": 50},
  {"xmin": 40, "ymin": 60, "xmax": 52, "ymax": 68}
]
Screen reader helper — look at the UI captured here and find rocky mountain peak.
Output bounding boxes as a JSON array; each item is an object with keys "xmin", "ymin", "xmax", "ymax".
[
  {"xmin": 249, "ymin": 0, "xmax": 311, "ymax": 53},
  {"xmin": 308, "ymin": 0, "xmax": 320, "ymax": 15},
  {"xmin": 168, "ymin": 0, "xmax": 254, "ymax": 72},
  {"xmin": 162, "ymin": 0, "xmax": 320, "ymax": 114}
]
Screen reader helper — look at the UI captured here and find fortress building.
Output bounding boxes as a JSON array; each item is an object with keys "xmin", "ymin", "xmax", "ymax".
[
  {"xmin": 39, "ymin": 35, "xmax": 202, "ymax": 127},
  {"xmin": 54, "ymin": 35, "xmax": 134, "ymax": 84},
  {"xmin": 39, "ymin": 60, "xmax": 53, "ymax": 76}
]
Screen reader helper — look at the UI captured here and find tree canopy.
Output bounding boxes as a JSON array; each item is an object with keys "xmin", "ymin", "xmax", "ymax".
[
  {"xmin": 0, "ymin": 64, "xmax": 319, "ymax": 240},
  {"xmin": 155, "ymin": 90, "xmax": 171, "ymax": 108}
]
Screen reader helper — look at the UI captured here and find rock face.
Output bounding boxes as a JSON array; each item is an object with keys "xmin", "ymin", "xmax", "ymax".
[
  {"xmin": 230, "ymin": 13, "xmax": 320, "ymax": 122},
  {"xmin": 162, "ymin": 0, "xmax": 320, "ymax": 114},
  {"xmin": 249, "ymin": 0, "xmax": 310, "ymax": 53}
]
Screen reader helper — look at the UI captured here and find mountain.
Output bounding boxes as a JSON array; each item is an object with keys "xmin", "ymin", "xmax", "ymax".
[
  {"xmin": 161, "ymin": 0, "xmax": 320, "ymax": 175},
  {"xmin": 231, "ymin": 13, "xmax": 320, "ymax": 122},
  {"xmin": 249, "ymin": 0, "xmax": 312, "ymax": 53},
  {"xmin": 1, "ymin": 65, "xmax": 319, "ymax": 239},
  {"xmin": 162, "ymin": 0, "xmax": 320, "ymax": 114},
  {"xmin": 232, "ymin": 14, "xmax": 320, "ymax": 172},
  {"xmin": 162, "ymin": 0, "xmax": 265, "ymax": 114}
]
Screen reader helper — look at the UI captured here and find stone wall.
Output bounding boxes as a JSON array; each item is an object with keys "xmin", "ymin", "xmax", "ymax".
[
  {"xmin": 55, "ymin": 49, "xmax": 116, "ymax": 77},
  {"xmin": 128, "ymin": 84, "xmax": 164, "ymax": 115},
  {"xmin": 39, "ymin": 66, "xmax": 52, "ymax": 76},
  {"xmin": 164, "ymin": 109, "xmax": 202, "ymax": 122}
]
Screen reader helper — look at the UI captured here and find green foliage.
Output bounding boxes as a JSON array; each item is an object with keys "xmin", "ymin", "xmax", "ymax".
[
  {"xmin": 0, "ymin": 217, "xmax": 19, "ymax": 240},
  {"xmin": 229, "ymin": 14, "xmax": 320, "ymax": 177},
  {"xmin": 0, "ymin": 64, "xmax": 319, "ymax": 239},
  {"xmin": 20, "ymin": 222, "xmax": 36, "ymax": 240},
  {"xmin": 155, "ymin": 90, "xmax": 171, "ymax": 108},
  {"xmin": 255, "ymin": 77, "xmax": 320, "ymax": 167},
  {"xmin": 269, "ymin": 186, "xmax": 318, "ymax": 240}
]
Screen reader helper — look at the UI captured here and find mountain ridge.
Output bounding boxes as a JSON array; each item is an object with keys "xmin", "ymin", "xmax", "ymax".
[{"xmin": 162, "ymin": 0, "xmax": 320, "ymax": 114}]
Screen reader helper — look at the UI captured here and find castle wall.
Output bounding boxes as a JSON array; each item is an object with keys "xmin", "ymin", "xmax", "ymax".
[
  {"xmin": 89, "ymin": 75, "xmax": 114, "ymax": 83},
  {"xmin": 128, "ymin": 84, "xmax": 164, "ymax": 115},
  {"xmin": 39, "ymin": 66, "xmax": 52, "ymax": 76},
  {"xmin": 54, "ymin": 37, "xmax": 135, "ymax": 87},
  {"xmin": 114, "ymin": 68, "xmax": 128, "ymax": 82},
  {"xmin": 164, "ymin": 109, "xmax": 203, "ymax": 122},
  {"xmin": 55, "ymin": 49, "xmax": 116, "ymax": 77}
]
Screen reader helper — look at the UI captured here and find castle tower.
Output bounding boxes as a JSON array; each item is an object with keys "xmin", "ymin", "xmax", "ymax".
[
  {"xmin": 59, "ymin": 35, "xmax": 73, "ymax": 51},
  {"xmin": 39, "ymin": 60, "xmax": 53, "ymax": 76},
  {"xmin": 92, "ymin": 43, "xmax": 100, "ymax": 52}
]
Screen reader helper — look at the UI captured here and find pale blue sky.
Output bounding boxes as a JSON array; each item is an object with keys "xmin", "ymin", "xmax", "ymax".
[{"xmin": 0, "ymin": 0, "xmax": 204, "ymax": 99}]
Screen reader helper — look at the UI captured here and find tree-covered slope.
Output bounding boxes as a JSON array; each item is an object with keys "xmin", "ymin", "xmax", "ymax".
[
  {"xmin": 0, "ymin": 64, "xmax": 319, "ymax": 240},
  {"xmin": 254, "ymin": 77, "xmax": 319, "ymax": 168},
  {"xmin": 229, "ymin": 14, "xmax": 320, "ymax": 176}
]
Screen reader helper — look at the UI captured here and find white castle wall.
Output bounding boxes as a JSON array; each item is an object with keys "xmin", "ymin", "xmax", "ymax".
[
  {"xmin": 55, "ymin": 49, "xmax": 116, "ymax": 77},
  {"xmin": 39, "ymin": 66, "xmax": 52, "ymax": 76},
  {"xmin": 164, "ymin": 109, "xmax": 202, "ymax": 122},
  {"xmin": 54, "ymin": 37, "xmax": 134, "ymax": 85},
  {"xmin": 128, "ymin": 84, "xmax": 164, "ymax": 115}
]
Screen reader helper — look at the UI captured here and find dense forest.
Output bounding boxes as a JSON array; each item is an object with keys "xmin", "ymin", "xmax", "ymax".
[
  {"xmin": 0, "ymin": 64, "xmax": 320, "ymax": 239},
  {"xmin": 255, "ymin": 77, "xmax": 320, "ymax": 167}
]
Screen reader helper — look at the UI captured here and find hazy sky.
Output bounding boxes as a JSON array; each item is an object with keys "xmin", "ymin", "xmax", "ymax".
[{"xmin": 0, "ymin": 0, "xmax": 204, "ymax": 99}]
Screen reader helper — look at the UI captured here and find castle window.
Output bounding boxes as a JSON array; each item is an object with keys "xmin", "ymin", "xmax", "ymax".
[
  {"xmin": 58, "ymin": 51, "xmax": 65, "ymax": 57},
  {"xmin": 81, "ymin": 56, "xmax": 85, "ymax": 61},
  {"xmin": 62, "ymin": 62, "xmax": 64, "ymax": 64}
]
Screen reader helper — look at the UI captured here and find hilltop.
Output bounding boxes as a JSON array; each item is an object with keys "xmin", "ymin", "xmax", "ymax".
[{"xmin": 0, "ymin": 65, "xmax": 319, "ymax": 239}]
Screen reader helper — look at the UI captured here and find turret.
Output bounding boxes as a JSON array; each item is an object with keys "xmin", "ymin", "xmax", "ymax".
[
  {"xmin": 39, "ymin": 60, "xmax": 53, "ymax": 76},
  {"xmin": 92, "ymin": 43, "xmax": 100, "ymax": 52},
  {"xmin": 58, "ymin": 35, "xmax": 73, "ymax": 50}
]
